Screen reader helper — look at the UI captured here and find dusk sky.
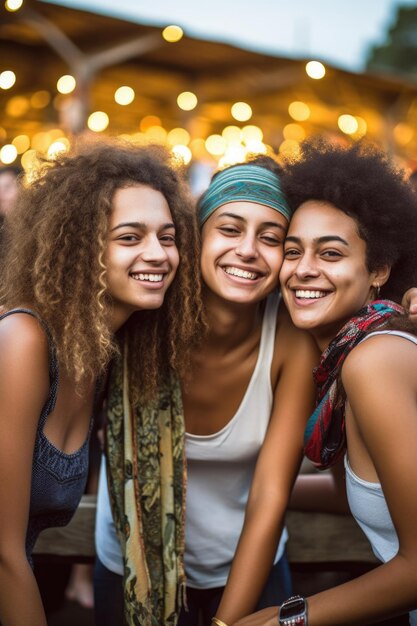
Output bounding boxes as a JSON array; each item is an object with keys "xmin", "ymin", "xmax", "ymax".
[{"xmin": 44, "ymin": 0, "xmax": 417, "ymax": 71}]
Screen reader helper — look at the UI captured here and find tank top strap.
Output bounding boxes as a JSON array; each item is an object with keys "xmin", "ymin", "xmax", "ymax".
[
  {"xmin": 363, "ymin": 329, "xmax": 417, "ymax": 346},
  {"xmin": 0, "ymin": 308, "xmax": 59, "ymax": 427},
  {"xmin": 257, "ymin": 289, "xmax": 281, "ymax": 367}
]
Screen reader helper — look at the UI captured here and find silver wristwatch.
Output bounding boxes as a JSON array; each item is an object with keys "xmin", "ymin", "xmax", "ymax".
[{"xmin": 278, "ymin": 595, "xmax": 308, "ymax": 625}]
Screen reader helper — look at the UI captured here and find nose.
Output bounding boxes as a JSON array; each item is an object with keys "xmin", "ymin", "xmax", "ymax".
[
  {"xmin": 141, "ymin": 234, "xmax": 169, "ymax": 264},
  {"xmin": 235, "ymin": 232, "xmax": 258, "ymax": 260},
  {"xmin": 293, "ymin": 251, "xmax": 320, "ymax": 279}
]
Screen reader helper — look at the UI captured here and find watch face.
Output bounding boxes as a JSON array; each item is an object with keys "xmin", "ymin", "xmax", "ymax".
[{"xmin": 280, "ymin": 597, "xmax": 305, "ymax": 618}]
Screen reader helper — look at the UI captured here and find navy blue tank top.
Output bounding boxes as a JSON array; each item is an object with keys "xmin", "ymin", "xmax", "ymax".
[{"xmin": 0, "ymin": 309, "xmax": 93, "ymax": 563}]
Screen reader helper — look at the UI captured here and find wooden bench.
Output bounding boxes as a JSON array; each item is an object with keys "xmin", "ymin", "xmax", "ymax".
[{"xmin": 34, "ymin": 495, "xmax": 378, "ymax": 568}]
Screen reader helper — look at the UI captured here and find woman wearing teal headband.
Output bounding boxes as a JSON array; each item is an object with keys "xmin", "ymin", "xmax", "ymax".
[{"xmin": 177, "ymin": 156, "xmax": 318, "ymax": 625}]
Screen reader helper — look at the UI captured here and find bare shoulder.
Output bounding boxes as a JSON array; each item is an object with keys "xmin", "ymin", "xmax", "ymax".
[
  {"xmin": 342, "ymin": 332, "xmax": 417, "ymax": 389},
  {"xmin": 0, "ymin": 311, "xmax": 49, "ymax": 372}
]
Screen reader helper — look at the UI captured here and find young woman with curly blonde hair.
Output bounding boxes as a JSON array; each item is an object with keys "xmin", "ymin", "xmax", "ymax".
[{"xmin": 0, "ymin": 139, "xmax": 204, "ymax": 626}]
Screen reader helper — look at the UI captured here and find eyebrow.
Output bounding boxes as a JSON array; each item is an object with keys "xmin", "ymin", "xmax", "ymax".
[
  {"xmin": 285, "ymin": 235, "xmax": 349, "ymax": 246},
  {"xmin": 217, "ymin": 211, "xmax": 287, "ymax": 233},
  {"xmin": 110, "ymin": 221, "xmax": 175, "ymax": 232}
]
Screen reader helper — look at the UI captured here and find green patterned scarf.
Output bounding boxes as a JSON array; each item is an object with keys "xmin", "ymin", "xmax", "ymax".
[{"xmin": 105, "ymin": 340, "xmax": 186, "ymax": 625}]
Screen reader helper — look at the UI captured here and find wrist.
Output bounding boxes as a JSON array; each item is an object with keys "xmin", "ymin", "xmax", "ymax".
[{"xmin": 278, "ymin": 595, "xmax": 308, "ymax": 625}]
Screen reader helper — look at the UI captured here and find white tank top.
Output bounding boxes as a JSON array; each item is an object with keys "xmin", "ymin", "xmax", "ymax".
[
  {"xmin": 345, "ymin": 330, "xmax": 417, "ymax": 626},
  {"xmin": 95, "ymin": 290, "xmax": 288, "ymax": 581},
  {"xmin": 95, "ymin": 455, "xmax": 123, "ymax": 574},
  {"xmin": 185, "ymin": 289, "xmax": 288, "ymax": 589}
]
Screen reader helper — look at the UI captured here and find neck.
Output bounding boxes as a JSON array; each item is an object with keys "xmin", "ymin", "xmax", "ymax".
[
  {"xmin": 202, "ymin": 288, "xmax": 263, "ymax": 352},
  {"xmin": 109, "ymin": 308, "xmax": 134, "ymax": 334}
]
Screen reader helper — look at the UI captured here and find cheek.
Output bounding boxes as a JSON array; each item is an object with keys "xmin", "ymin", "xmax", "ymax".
[
  {"xmin": 170, "ymin": 248, "xmax": 180, "ymax": 273},
  {"xmin": 267, "ymin": 247, "xmax": 284, "ymax": 280},
  {"xmin": 200, "ymin": 235, "xmax": 220, "ymax": 279}
]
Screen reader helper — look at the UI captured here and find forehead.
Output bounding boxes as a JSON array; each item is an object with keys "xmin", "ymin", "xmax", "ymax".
[
  {"xmin": 110, "ymin": 184, "xmax": 172, "ymax": 225},
  {"xmin": 288, "ymin": 200, "xmax": 360, "ymax": 240}
]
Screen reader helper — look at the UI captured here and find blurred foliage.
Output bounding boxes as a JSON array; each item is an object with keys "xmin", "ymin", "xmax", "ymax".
[{"xmin": 366, "ymin": 6, "xmax": 417, "ymax": 79}]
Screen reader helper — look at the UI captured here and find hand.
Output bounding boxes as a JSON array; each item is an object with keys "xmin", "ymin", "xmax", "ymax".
[
  {"xmin": 402, "ymin": 287, "xmax": 417, "ymax": 321},
  {"xmin": 233, "ymin": 606, "xmax": 279, "ymax": 626}
]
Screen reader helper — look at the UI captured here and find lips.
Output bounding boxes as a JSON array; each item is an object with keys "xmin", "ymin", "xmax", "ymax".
[
  {"xmin": 294, "ymin": 289, "xmax": 328, "ymax": 299},
  {"xmin": 130, "ymin": 272, "xmax": 165, "ymax": 282},
  {"xmin": 222, "ymin": 265, "xmax": 262, "ymax": 280}
]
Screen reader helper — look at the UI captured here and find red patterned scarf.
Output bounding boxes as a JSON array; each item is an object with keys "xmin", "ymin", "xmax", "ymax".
[{"xmin": 304, "ymin": 299, "xmax": 403, "ymax": 470}]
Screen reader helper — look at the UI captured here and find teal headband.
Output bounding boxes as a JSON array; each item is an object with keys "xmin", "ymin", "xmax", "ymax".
[{"xmin": 198, "ymin": 164, "xmax": 291, "ymax": 226}]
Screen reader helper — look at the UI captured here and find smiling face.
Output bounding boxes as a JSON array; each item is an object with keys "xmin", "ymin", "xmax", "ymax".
[
  {"xmin": 105, "ymin": 184, "xmax": 179, "ymax": 331},
  {"xmin": 200, "ymin": 201, "xmax": 288, "ymax": 306},
  {"xmin": 280, "ymin": 200, "xmax": 388, "ymax": 350}
]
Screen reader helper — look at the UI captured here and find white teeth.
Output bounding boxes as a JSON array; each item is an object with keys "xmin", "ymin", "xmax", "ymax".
[
  {"xmin": 131, "ymin": 273, "xmax": 163, "ymax": 282},
  {"xmin": 295, "ymin": 289, "xmax": 327, "ymax": 299},
  {"xmin": 224, "ymin": 266, "xmax": 258, "ymax": 280}
]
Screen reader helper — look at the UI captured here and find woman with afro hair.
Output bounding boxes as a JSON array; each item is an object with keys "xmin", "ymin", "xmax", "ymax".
[
  {"xmin": 235, "ymin": 139, "xmax": 417, "ymax": 626},
  {"xmin": 0, "ymin": 138, "xmax": 204, "ymax": 626}
]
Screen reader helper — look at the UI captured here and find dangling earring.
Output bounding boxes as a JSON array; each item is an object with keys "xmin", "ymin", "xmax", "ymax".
[{"xmin": 373, "ymin": 282, "xmax": 380, "ymax": 298}]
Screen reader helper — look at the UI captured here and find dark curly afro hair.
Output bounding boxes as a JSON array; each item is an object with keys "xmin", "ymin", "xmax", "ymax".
[{"xmin": 281, "ymin": 137, "xmax": 417, "ymax": 303}]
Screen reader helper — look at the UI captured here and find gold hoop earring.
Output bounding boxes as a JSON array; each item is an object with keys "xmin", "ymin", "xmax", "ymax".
[{"xmin": 373, "ymin": 282, "xmax": 380, "ymax": 298}]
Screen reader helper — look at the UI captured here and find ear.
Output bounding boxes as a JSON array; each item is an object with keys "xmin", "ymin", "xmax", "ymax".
[{"xmin": 371, "ymin": 265, "xmax": 391, "ymax": 289}]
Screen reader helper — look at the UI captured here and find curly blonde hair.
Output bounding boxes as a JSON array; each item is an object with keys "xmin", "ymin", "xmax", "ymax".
[{"xmin": 1, "ymin": 138, "xmax": 205, "ymax": 400}]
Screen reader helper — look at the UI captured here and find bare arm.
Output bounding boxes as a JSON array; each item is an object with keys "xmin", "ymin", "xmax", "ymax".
[
  {"xmin": 215, "ymin": 321, "xmax": 318, "ymax": 624},
  {"xmin": 234, "ymin": 335, "xmax": 417, "ymax": 626},
  {"xmin": 0, "ymin": 315, "xmax": 50, "ymax": 626}
]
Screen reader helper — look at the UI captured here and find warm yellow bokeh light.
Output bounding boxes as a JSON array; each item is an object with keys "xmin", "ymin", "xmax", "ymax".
[
  {"xmin": 30, "ymin": 90, "xmax": 51, "ymax": 109},
  {"xmin": 0, "ymin": 70, "xmax": 16, "ymax": 90},
  {"xmin": 205, "ymin": 135, "xmax": 227, "ymax": 156},
  {"xmin": 172, "ymin": 144, "xmax": 192, "ymax": 165},
  {"xmin": 283, "ymin": 123, "xmax": 306, "ymax": 142},
  {"xmin": 219, "ymin": 145, "xmax": 246, "ymax": 168},
  {"xmin": 190, "ymin": 138, "xmax": 209, "ymax": 159},
  {"xmin": 145, "ymin": 125, "xmax": 167, "ymax": 144},
  {"xmin": 177, "ymin": 91, "xmax": 198, "ymax": 111},
  {"xmin": 5, "ymin": 0, "xmax": 23, "ymax": 11},
  {"xmin": 6, "ymin": 96, "xmax": 29, "ymax": 117},
  {"xmin": 167, "ymin": 128, "xmax": 190, "ymax": 147},
  {"xmin": 12, "ymin": 134, "xmax": 30, "ymax": 154},
  {"xmin": 114, "ymin": 86, "xmax": 135, "ymax": 105},
  {"xmin": 245, "ymin": 140, "xmax": 267, "ymax": 155},
  {"xmin": 21, "ymin": 149, "xmax": 38, "ymax": 171},
  {"xmin": 393, "ymin": 123, "xmax": 414, "ymax": 146},
  {"xmin": 128, "ymin": 132, "xmax": 148, "ymax": 145},
  {"xmin": 241, "ymin": 125, "xmax": 263, "ymax": 143},
  {"xmin": 279, "ymin": 139, "xmax": 300, "ymax": 157},
  {"xmin": 48, "ymin": 141, "xmax": 68, "ymax": 159},
  {"xmin": 140, "ymin": 116, "xmax": 162, "ymax": 131},
  {"xmin": 57, "ymin": 75, "xmax": 76, "ymax": 95},
  {"xmin": 87, "ymin": 111, "xmax": 109, "ymax": 132},
  {"xmin": 306, "ymin": 61, "xmax": 326, "ymax": 79},
  {"xmin": 354, "ymin": 116, "xmax": 367, "ymax": 137},
  {"xmin": 338, "ymin": 114, "xmax": 358, "ymax": 135},
  {"xmin": 222, "ymin": 126, "xmax": 242, "ymax": 143},
  {"xmin": 0, "ymin": 144, "xmax": 18, "ymax": 164},
  {"xmin": 31, "ymin": 132, "xmax": 49, "ymax": 153},
  {"xmin": 288, "ymin": 101, "xmax": 310, "ymax": 122},
  {"xmin": 231, "ymin": 102, "xmax": 252, "ymax": 122},
  {"xmin": 162, "ymin": 25, "xmax": 183, "ymax": 43}
]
